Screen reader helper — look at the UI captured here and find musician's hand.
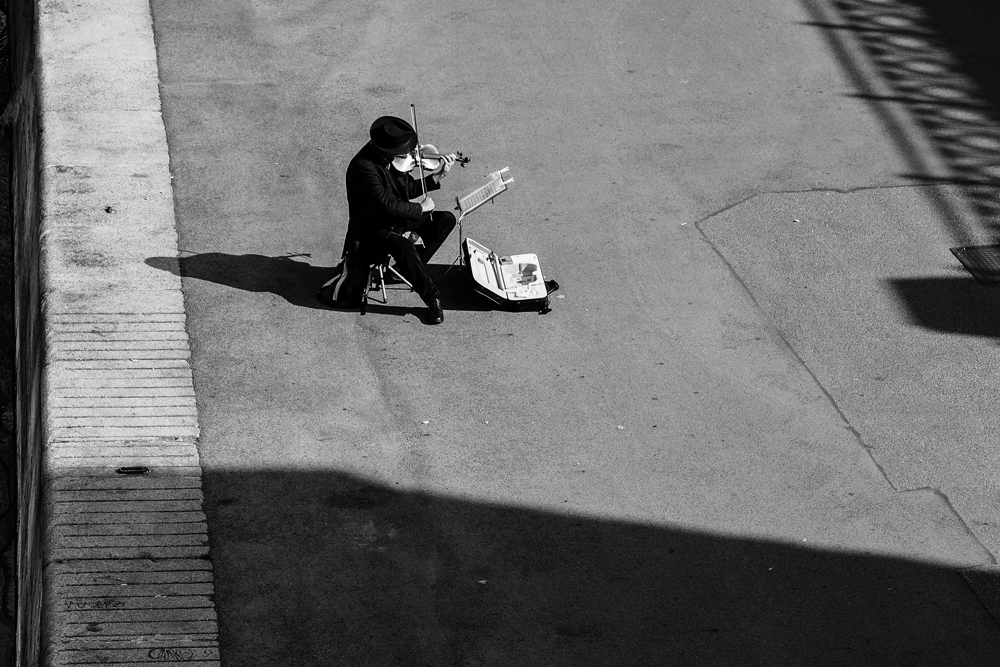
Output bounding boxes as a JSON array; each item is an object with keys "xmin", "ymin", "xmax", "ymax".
[
  {"xmin": 420, "ymin": 195, "xmax": 435, "ymax": 213},
  {"xmin": 441, "ymin": 153, "xmax": 458, "ymax": 176}
]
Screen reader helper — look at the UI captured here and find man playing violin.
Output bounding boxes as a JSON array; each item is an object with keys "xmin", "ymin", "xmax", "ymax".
[{"xmin": 339, "ymin": 116, "xmax": 458, "ymax": 324}]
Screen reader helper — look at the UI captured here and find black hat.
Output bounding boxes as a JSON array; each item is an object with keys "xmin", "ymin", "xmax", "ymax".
[{"xmin": 369, "ymin": 116, "xmax": 417, "ymax": 155}]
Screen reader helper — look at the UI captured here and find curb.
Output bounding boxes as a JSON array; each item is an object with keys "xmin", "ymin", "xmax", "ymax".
[{"xmin": 34, "ymin": 0, "xmax": 220, "ymax": 664}]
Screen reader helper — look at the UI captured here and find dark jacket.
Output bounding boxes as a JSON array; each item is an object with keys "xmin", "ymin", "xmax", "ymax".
[{"xmin": 343, "ymin": 142, "xmax": 441, "ymax": 255}]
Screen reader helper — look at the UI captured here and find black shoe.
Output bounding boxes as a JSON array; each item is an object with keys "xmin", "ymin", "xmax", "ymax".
[{"xmin": 425, "ymin": 298, "xmax": 444, "ymax": 324}]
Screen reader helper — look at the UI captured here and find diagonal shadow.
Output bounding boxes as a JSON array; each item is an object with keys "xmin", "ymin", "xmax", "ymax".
[
  {"xmin": 145, "ymin": 254, "xmax": 495, "ymax": 313},
  {"xmin": 147, "ymin": 253, "xmax": 333, "ymax": 310},
  {"xmin": 802, "ymin": 0, "xmax": 1000, "ymax": 245},
  {"xmin": 203, "ymin": 468, "xmax": 1000, "ymax": 667}
]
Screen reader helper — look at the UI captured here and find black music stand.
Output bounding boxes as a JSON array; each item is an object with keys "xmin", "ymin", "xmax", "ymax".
[{"xmin": 442, "ymin": 167, "xmax": 514, "ymax": 277}]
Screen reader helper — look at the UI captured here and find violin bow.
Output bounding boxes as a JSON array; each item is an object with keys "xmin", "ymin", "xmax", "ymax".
[{"xmin": 410, "ymin": 104, "xmax": 428, "ymax": 202}]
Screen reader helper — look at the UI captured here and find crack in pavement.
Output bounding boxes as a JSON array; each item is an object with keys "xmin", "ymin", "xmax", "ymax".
[
  {"xmin": 691, "ymin": 185, "xmax": 1000, "ymax": 567},
  {"xmin": 692, "ymin": 180, "xmax": 985, "ymax": 228}
]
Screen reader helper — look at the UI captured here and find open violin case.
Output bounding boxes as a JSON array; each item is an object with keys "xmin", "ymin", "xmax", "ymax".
[{"xmin": 463, "ymin": 237, "xmax": 558, "ymax": 313}]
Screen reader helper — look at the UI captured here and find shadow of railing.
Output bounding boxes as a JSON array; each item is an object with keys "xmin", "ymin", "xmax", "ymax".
[
  {"xmin": 803, "ymin": 0, "xmax": 1000, "ymax": 244},
  {"xmin": 203, "ymin": 468, "xmax": 1000, "ymax": 666}
]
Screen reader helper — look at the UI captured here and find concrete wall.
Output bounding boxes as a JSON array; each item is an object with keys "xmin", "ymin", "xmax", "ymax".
[{"xmin": 4, "ymin": 0, "xmax": 44, "ymax": 664}]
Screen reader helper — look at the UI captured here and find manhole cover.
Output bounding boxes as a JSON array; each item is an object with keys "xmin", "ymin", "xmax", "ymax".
[{"xmin": 951, "ymin": 245, "xmax": 1000, "ymax": 284}]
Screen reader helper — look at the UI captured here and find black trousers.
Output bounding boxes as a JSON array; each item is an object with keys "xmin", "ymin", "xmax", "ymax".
[{"xmin": 359, "ymin": 211, "xmax": 457, "ymax": 303}]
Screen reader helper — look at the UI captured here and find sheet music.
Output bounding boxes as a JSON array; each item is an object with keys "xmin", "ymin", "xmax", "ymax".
[
  {"xmin": 456, "ymin": 168, "xmax": 513, "ymax": 217},
  {"xmin": 460, "ymin": 177, "xmax": 504, "ymax": 211}
]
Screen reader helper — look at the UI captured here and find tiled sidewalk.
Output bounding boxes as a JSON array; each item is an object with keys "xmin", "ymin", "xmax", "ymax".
[{"xmin": 38, "ymin": 0, "xmax": 219, "ymax": 664}]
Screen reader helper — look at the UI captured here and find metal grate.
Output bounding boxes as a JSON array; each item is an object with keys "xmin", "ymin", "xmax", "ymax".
[{"xmin": 951, "ymin": 245, "xmax": 1000, "ymax": 284}]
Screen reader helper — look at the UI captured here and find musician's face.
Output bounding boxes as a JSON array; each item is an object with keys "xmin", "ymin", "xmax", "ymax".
[{"xmin": 391, "ymin": 152, "xmax": 416, "ymax": 173}]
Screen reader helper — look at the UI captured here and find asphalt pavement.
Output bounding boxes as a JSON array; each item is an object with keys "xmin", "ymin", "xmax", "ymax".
[{"xmin": 147, "ymin": 0, "xmax": 1000, "ymax": 664}]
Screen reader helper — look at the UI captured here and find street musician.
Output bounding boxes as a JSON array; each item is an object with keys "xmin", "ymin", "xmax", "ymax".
[{"xmin": 341, "ymin": 116, "xmax": 458, "ymax": 324}]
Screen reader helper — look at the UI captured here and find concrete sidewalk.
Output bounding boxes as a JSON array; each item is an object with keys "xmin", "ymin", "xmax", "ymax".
[{"xmin": 19, "ymin": 0, "xmax": 220, "ymax": 664}]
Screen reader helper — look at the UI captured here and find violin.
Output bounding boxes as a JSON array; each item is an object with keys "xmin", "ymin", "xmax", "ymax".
[{"xmin": 411, "ymin": 143, "xmax": 471, "ymax": 174}]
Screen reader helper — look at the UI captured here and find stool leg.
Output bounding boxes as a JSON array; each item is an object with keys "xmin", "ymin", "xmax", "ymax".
[
  {"xmin": 378, "ymin": 265, "xmax": 388, "ymax": 303},
  {"xmin": 361, "ymin": 268, "xmax": 369, "ymax": 315},
  {"xmin": 385, "ymin": 265, "xmax": 413, "ymax": 288}
]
